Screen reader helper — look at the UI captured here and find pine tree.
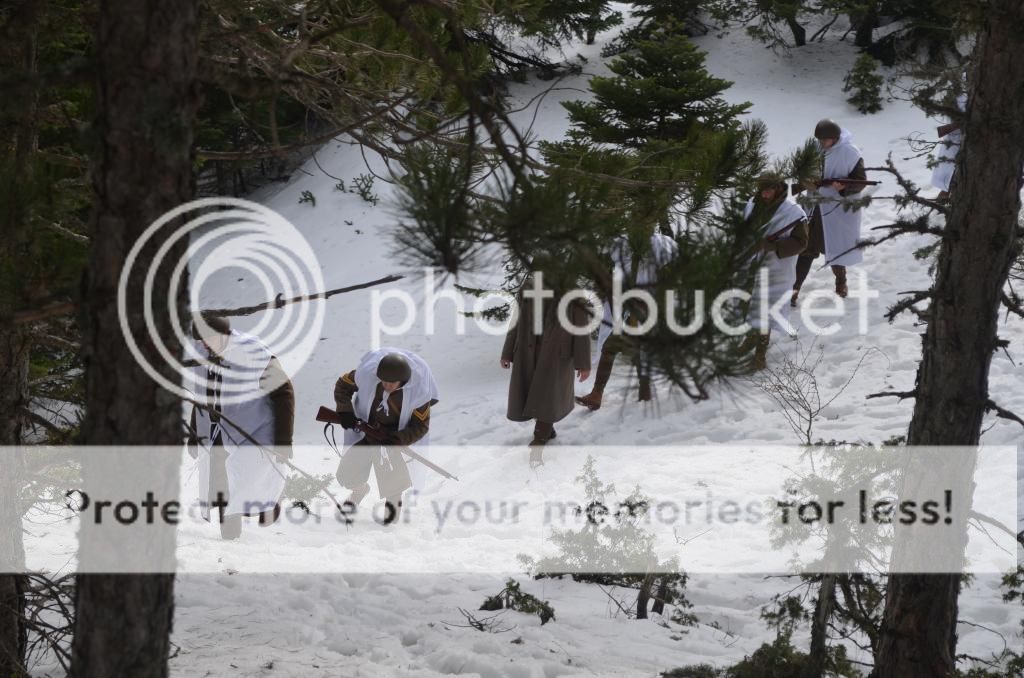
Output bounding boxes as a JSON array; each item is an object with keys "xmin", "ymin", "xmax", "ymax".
[
  {"xmin": 562, "ymin": 31, "xmax": 749, "ymax": 147},
  {"xmin": 843, "ymin": 53, "xmax": 885, "ymax": 114}
]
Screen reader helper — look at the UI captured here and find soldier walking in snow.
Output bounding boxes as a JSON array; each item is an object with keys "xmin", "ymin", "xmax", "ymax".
[
  {"xmin": 333, "ymin": 348, "xmax": 439, "ymax": 524},
  {"xmin": 576, "ymin": 224, "xmax": 677, "ymax": 410},
  {"xmin": 792, "ymin": 119, "xmax": 868, "ymax": 303},
  {"xmin": 737, "ymin": 174, "xmax": 809, "ymax": 370},
  {"xmin": 501, "ymin": 274, "xmax": 591, "ymax": 463},
  {"xmin": 931, "ymin": 93, "xmax": 966, "ymax": 201},
  {"xmin": 189, "ymin": 314, "xmax": 295, "ymax": 540}
]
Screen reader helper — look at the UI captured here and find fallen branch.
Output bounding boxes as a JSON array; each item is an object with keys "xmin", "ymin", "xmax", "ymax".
[
  {"xmin": 203, "ymin": 274, "xmax": 403, "ymax": 317},
  {"xmin": 13, "ymin": 301, "xmax": 76, "ymax": 325},
  {"xmin": 866, "ymin": 390, "xmax": 917, "ymax": 401}
]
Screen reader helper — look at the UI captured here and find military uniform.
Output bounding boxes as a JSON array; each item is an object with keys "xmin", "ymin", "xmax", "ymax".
[{"xmin": 333, "ymin": 369, "xmax": 435, "ymax": 490}]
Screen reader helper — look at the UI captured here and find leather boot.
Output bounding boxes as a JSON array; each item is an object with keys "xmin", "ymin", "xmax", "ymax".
[
  {"xmin": 638, "ymin": 375, "xmax": 652, "ymax": 402},
  {"xmin": 258, "ymin": 503, "xmax": 281, "ymax": 527},
  {"xmin": 345, "ymin": 482, "xmax": 370, "ymax": 507},
  {"xmin": 576, "ymin": 351, "xmax": 615, "ymax": 411},
  {"xmin": 382, "ymin": 495, "xmax": 403, "ymax": 525},
  {"xmin": 530, "ymin": 421, "xmax": 556, "ymax": 446},
  {"xmin": 752, "ymin": 331, "xmax": 771, "ymax": 371},
  {"xmin": 832, "ymin": 265, "xmax": 848, "ymax": 298}
]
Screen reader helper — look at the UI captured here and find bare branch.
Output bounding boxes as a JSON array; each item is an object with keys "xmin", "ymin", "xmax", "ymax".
[
  {"xmin": 984, "ymin": 398, "xmax": 1024, "ymax": 428},
  {"xmin": 202, "ymin": 274, "xmax": 404, "ymax": 317}
]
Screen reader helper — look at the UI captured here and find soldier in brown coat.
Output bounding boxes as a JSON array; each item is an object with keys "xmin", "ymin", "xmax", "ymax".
[{"xmin": 501, "ymin": 275, "xmax": 591, "ymax": 460}]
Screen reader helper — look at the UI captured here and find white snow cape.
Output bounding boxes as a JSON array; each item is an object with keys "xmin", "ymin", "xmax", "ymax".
[
  {"xmin": 344, "ymin": 347, "xmax": 440, "ymax": 492},
  {"xmin": 597, "ymin": 232, "xmax": 679, "ymax": 351},
  {"xmin": 816, "ymin": 128, "xmax": 865, "ymax": 267},
  {"xmin": 744, "ymin": 198, "xmax": 806, "ymax": 333},
  {"xmin": 931, "ymin": 93, "xmax": 966, "ymax": 192},
  {"xmin": 192, "ymin": 330, "xmax": 285, "ymax": 518}
]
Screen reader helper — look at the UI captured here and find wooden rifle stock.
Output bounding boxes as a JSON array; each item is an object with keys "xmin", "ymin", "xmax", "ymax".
[
  {"xmin": 937, "ymin": 122, "xmax": 960, "ymax": 138},
  {"xmin": 316, "ymin": 405, "xmax": 342, "ymax": 424}
]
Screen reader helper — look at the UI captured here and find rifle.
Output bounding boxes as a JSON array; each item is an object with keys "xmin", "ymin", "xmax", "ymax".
[
  {"xmin": 315, "ymin": 405, "xmax": 459, "ymax": 481},
  {"xmin": 937, "ymin": 122, "xmax": 960, "ymax": 138},
  {"xmin": 790, "ymin": 178, "xmax": 880, "ymax": 196}
]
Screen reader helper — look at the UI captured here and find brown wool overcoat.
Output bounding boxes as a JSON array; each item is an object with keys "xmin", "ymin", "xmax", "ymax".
[{"xmin": 501, "ymin": 283, "xmax": 592, "ymax": 423}]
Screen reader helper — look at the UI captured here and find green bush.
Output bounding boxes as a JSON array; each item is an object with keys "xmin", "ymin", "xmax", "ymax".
[{"xmin": 843, "ymin": 54, "xmax": 885, "ymax": 114}]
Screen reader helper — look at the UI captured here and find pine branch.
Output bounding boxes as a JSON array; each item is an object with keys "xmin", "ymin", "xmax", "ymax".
[
  {"xmin": 865, "ymin": 158, "xmax": 949, "ymax": 214},
  {"xmin": 885, "ymin": 290, "xmax": 933, "ymax": 322}
]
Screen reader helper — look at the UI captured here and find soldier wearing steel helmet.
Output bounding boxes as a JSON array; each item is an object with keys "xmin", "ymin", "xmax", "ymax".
[
  {"xmin": 333, "ymin": 349, "xmax": 439, "ymax": 522},
  {"xmin": 792, "ymin": 118, "xmax": 869, "ymax": 303}
]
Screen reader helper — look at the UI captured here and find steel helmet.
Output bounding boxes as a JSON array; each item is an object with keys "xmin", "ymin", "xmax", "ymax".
[{"xmin": 376, "ymin": 352, "xmax": 412, "ymax": 383}]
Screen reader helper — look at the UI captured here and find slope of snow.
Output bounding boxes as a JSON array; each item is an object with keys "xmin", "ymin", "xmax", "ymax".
[{"xmin": 163, "ymin": 11, "xmax": 1024, "ymax": 678}]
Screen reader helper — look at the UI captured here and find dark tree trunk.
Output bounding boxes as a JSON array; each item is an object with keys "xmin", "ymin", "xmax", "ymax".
[
  {"xmin": 0, "ymin": 330, "xmax": 29, "ymax": 678},
  {"xmin": 802, "ymin": 575, "xmax": 836, "ymax": 678},
  {"xmin": 650, "ymin": 577, "xmax": 669, "ymax": 616},
  {"xmin": 70, "ymin": 1, "xmax": 200, "ymax": 677},
  {"xmin": 852, "ymin": 3, "xmax": 878, "ymax": 49},
  {"xmin": 785, "ymin": 16, "xmax": 807, "ymax": 47},
  {"xmin": 635, "ymin": 572, "xmax": 656, "ymax": 620},
  {"xmin": 875, "ymin": 2, "xmax": 1024, "ymax": 676},
  {"xmin": 0, "ymin": 4, "xmax": 39, "ymax": 673}
]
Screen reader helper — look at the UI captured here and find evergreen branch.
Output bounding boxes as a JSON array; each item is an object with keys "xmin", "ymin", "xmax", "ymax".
[
  {"xmin": 865, "ymin": 159, "xmax": 949, "ymax": 214},
  {"xmin": 885, "ymin": 290, "xmax": 933, "ymax": 322}
]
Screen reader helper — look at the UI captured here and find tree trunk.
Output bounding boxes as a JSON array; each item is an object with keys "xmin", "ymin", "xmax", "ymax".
[
  {"xmin": 852, "ymin": 3, "xmax": 878, "ymax": 49},
  {"xmin": 650, "ymin": 577, "xmax": 669, "ymax": 616},
  {"xmin": 802, "ymin": 575, "xmax": 837, "ymax": 678},
  {"xmin": 635, "ymin": 571, "xmax": 656, "ymax": 620},
  {"xmin": 785, "ymin": 16, "xmax": 807, "ymax": 47},
  {"xmin": 0, "ymin": 330, "xmax": 29, "ymax": 678},
  {"xmin": 0, "ymin": 5, "xmax": 40, "ymax": 672},
  {"xmin": 70, "ymin": 1, "xmax": 200, "ymax": 677},
  {"xmin": 875, "ymin": 2, "xmax": 1024, "ymax": 676}
]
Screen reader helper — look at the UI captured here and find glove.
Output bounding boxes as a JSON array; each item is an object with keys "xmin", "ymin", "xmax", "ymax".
[
  {"xmin": 760, "ymin": 238, "xmax": 776, "ymax": 253},
  {"xmin": 337, "ymin": 410, "xmax": 358, "ymax": 430}
]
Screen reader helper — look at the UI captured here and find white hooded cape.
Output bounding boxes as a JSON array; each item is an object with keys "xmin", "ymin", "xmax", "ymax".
[
  {"xmin": 344, "ymin": 347, "xmax": 440, "ymax": 492},
  {"xmin": 744, "ymin": 198, "xmax": 807, "ymax": 333},
  {"xmin": 192, "ymin": 330, "xmax": 286, "ymax": 518},
  {"xmin": 597, "ymin": 232, "xmax": 679, "ymax": 351},
  {"xmin": 931, "ymin": 93, "xmax": 967, "ymax": 192},
  {"xmin": 815, "ymin": 128, "xmax": 865, "ymax": 267}
]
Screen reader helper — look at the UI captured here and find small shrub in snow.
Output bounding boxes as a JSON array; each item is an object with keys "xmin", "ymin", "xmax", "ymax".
[
  {"xmin": 480, "ymin": 578, "xmax": 555, "ymax": 625},
  {"xmin": 298, "ymin": 190, "xmax": 316, "ymax": 206},
  {"xmin": 843, "ymin": 54, "xmax": 885, "ymax": 114},
  {"xmin": 519, "ymin": 457, "xmax": 695, "ymax": 624},
  {"xmin": 352, "ymin": 173, "xmax": 379, "ymax": 206},
  {"xmin": 282, "ymin": 473, "xmax": 333, "ymax": 514}
]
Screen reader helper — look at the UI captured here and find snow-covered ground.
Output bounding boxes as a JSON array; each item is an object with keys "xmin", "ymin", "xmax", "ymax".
[{"xmin": 98, "ymin": 10, "xmax": 1024, "ymax": 678}]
